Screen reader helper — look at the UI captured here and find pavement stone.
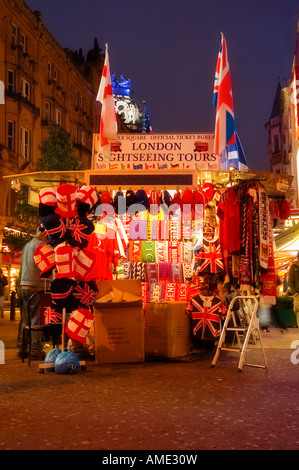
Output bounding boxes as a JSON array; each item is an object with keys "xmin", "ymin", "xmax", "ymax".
[{"xmin": 1, "ymin": 310, "xmax": 299, "ymax": 451}]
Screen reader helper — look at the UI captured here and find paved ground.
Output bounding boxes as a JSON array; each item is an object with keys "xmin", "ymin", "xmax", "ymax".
[{"xmin": 1, "ymin": 310, "xmax": 299, "ymax": 452}]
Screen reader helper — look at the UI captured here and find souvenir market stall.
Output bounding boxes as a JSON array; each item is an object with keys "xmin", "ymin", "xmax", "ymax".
[{"xmin": 4, "ymin": 168, "xmax": 293, "ymax": 363}]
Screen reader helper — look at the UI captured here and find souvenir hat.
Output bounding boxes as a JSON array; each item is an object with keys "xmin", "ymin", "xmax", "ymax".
[
  {"xmin": 125, "ymin": 189, "xmax": 137, "ymax": 208},
  {"xmin": 34, "ymin": 244, "xmax": 56, "ymax": 278},
  {"xmin": 41, "ymin": 214, "xmax": 67, "ymax": 246},
  {"xmin": 135, "ymin": 189, "xmax": 149, "ymax": 210},
  {"xmin": 73, "ymin": 248, "xmax": 96, "ymax": 281},
  {"xmin": 73, "ymin": 280, "xmax": 99, "ymax": 307},
  {"xmin": 113, "ymin": 190, "xmax": 126, "ymax": 215},
  {"xmin": 55, "ymin": 184, "xmax": 78, "ymax": 218},
  {"xmin": 149, "ymin": 189, "xmax": 160, "ymax": 215},
  {"xmin": 39, "ymin": 187, "xmax": 57, "ymax": 217},
  {"xmin": 65, "ymin": 308, "xmax": 94, "ymax": 344},
  {"xmin": 68, "ymin": 216, "xmax": 95, "ymax": 249},
  {"xmin": 270, "ymin": 199, "xmax": 280, "ymax": 220},
  {"xmin": 76, "ymin": 185, "xmax": 98, "ymax": 216},
  {"xmin": 39, "ymin": 187, "xmax": 57, "ymax": 206},
  {"xmin": 54, "ymin": 245, "xmax": 75, "ymax": 279},
  {"xmin": 50, "ymin": 277, "xmax": 77, "ymax": 311}
]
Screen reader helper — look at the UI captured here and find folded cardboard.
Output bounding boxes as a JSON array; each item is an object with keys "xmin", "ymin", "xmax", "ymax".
[
  {"xmin": 145, "ymin": 301, "xmax": 192, "ymax": 358},
  {"xmin": 94, "ymin": 280, "xmax": 144, "ymax": 363}
]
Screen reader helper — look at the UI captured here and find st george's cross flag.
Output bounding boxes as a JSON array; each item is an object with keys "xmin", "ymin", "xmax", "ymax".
[
  {"xmin": 96, "ymin": 43, "xmax": 117, "ymax": 159},
  {"xmin": 213, "ymin": 33, "xmax": 248, "ymax": 170}
]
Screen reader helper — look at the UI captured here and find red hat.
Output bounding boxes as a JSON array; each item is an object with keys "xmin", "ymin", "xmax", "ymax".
[
  {"xmin": 149, "ymin": 189, "xmax": 160, "ymax": 215},
  {"xmin": 73, "ymin": 248, "xmax": 96, "ymax": 281},
  {"xmin": 76, "ymin": 185, "xmax": 98, "ymax": 210},
  {"xmin": 39, "ymin": 187, "xmax": 57, "ymax": 206},
  {"xmin": 34, "ymin": 244, "xmax": 56, "ymax": 278},
  {"xmin": 201, "ymin": 182, "xmax": 214, "ymax": 201},
  {"xmin": 55, "ymin": 184, "xmax": 78, "ymax": 218},
  {"xmin": 270, "ymin": 199, "xmax": 280, "ymax": 220},
  {"xmin": 54, "ymin": 245, "xmax": 75, "ymax": 279},
  {"xmin": 65, "ymin": 308, "xmax": 94, "ymax": 343}
]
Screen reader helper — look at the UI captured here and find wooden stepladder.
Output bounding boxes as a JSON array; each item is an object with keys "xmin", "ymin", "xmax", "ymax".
[{"xmin": 211, "ymin": 295, "xmax": 267, "ymax": 372}]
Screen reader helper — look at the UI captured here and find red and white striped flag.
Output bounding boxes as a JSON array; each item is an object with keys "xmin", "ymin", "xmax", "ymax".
[{"xmin": 96, "ymin": 43, "xmax": 117, "ymax": 159}]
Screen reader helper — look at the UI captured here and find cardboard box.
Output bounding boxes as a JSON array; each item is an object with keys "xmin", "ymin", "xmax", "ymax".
[
  {"xmin": 145, "ymin": 301, "xmax": 192, "ymax": 358},
  {"xmin": 94, "ymin": 280, "xmax": 144, "ymax": 363}
]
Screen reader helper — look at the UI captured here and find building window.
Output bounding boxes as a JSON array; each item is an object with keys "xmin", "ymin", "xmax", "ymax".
[
  {"xmin": 56, "ymin": 109, "xmax": 62, "ymax": 126},
  {"xmin": 21, "ymin": 78, "xmax": 30, "ymax": 100},
  {"xmin": 20, "ymin": 127, "xmax": 30, "ymax": 160},
  {"xmin": 8, "ymin": 70, "xmax": 15, "ymax": 94},
  {"xmin": 53, "ymin": 69, "xmax": 58, "ymax": 85},
  {"xmin": 20, "ymin": 33, "xmax": 27, "ymax": 54},
  {"xmin": 45, "ymin": 101, "xmax": 51, "ymax": 123},
  {"xmin": 74, "ymin": 90, "xmax": 78, "ymax": 106},
  {"xmin": 12, "ymin": 24, "xmax": 17, "ymax": 46},
  {"xmin": 81, "ymin": 131, "xmax": 86, "ymax": 146},
  {"xmin": 79, "ymin": 95, "xmax": 83, "ymax": 109},
  {"xmin": 72, "ymin": 126, "xmax": 77, "ymax": 143},
  {"xmin": 8, "ymin": 121, "xmax": 15, "ymax": 151},
  {"xmin": 47, "ymin": 62, "xmax": 52, "ymax": 81}
]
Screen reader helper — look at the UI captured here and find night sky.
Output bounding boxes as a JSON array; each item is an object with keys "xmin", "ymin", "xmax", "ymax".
[{"xmin": 25, "ymin": 0, "xmax": 299, "ymax": 172}]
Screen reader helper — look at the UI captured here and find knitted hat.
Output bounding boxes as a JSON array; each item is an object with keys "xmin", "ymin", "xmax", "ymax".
[
  {"xmin": 50, "ymin": 278, "xmax": 77, "ymax": 311},
  {"xmin": 149, "ymin": 189, "xmax": 160, "ymax": 215},
  {"xmin": 169, "ymin": 191, "xmax": 182, "ymax": 207},
  {"xmin": 73, "ymin": 280, "xmax": 99, "ymax": 307},
  {"xmin": 68, "ymin": 216, "xmax": 95, "ymax": 249},
  {"xmin": 41, "ymin": 214, "xmax": 67, "ymax": 247},
  {"xmin": 73, "ymin": 248, "xmax": 96, "ymax": 281},
  {"xmin": 54, "ymin": 245, "xmax": 75, "ymax": 279},
  {"xmin": 34, "ymin": 244, "xmax": 56, "ymax": 278},
  {"xmin": 55, "ymin": 184, "xmax": 78, "ymax": 218}
]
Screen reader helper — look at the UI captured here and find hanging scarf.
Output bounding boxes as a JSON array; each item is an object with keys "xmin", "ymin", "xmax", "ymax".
[{"xmin": 258, "ymin": 182, "xmax": 270, "ymax": 270}]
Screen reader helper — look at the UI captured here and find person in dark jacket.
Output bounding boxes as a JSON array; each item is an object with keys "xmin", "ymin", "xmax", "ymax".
[
  {"xmin": 16, "ymin": 227, "xmax": 48, "ymax": 359},
  {"xmin": 0, "ymin": 268, "xmax": 8, "ymax": 318}
]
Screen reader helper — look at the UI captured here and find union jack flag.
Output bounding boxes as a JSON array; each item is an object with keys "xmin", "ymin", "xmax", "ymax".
[
  {"xmin": 44, "ymin": 305, "xmax": 63, "ymax": 324},
  {"xmin": 188, "ymin": 295, "xmax": 224, "ymax": 340},
  {"xmin": 213, "ymin": 34, "xmax": 247, "ymax": 170},
  {"xmin": 70, "ymin": 218, "xmax": 90, "ymax": 244},
  {"xmin": 73, "ymin": 282, "xmax": 98, "ymax": 306},
  {"xmin": 195, "ymin": 238, "xmax": 224, "ymax": 274}
]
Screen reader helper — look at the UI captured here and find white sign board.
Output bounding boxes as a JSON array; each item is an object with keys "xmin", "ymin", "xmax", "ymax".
[{"xmin": 92, "ymin": 133, "xmax": 218, "ymax": 171}]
